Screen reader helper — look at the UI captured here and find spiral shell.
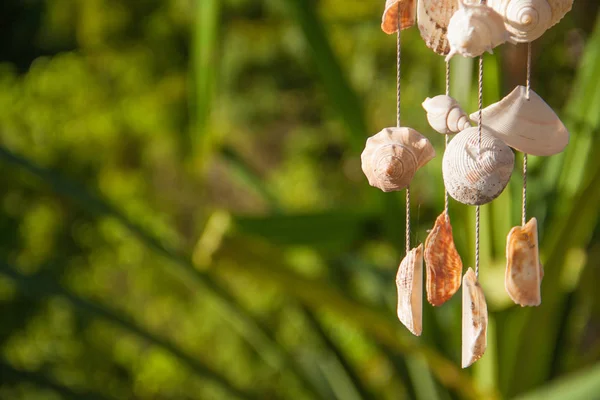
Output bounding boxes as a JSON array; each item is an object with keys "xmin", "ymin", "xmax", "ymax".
[
  {"xmin": 422, "ymin": 95, "xmax": 471, "ymax": 134},
  {"xmin": 382, "ymin": 0, "xmax": 417, "ymax": 34},
  {"xmin": 487, "ymin": 0, "xmax": 573, "ymax": 43},
  {"xmin": 446, "ymin": 1, "xmax": 510, "ymax": 61},
  {"xmin": 416, "ymin": 0, "xmax": 458, "ymax": 55},
  {"xmin": 361, "ymin": 127, "xmax": 435, "ymax": 192},
  {"xmin": 397, "ymin": 244, "xmax": 423, "ymax": 336},
  {"xmin": 442, "ymin": 127, "xmax": 515, "ymax": 205},
  {"xmin": 462, "ymin": 268, "xmax": 488, "ymax": 368}
]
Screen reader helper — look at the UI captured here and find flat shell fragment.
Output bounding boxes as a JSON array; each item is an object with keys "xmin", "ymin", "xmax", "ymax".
[
  {"xmin": 462, "ymin": 268, "xmax": 488, "ymax": 368},
  {"xmin": 417, "ymin": 0, "xmax": 458, "ymax": 55},
  {"xmin": 382, "ymin": 0, "xmax": 417, "ymax": 34},
  {"xmin": 396, "ymin": 244, "xmax": 423, "ymax": 336}
]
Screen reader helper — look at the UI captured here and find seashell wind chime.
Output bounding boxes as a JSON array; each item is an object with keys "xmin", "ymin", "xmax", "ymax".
[{"xmin": 362, "ymin": 0, "xmax": 573, "ymax": 367}]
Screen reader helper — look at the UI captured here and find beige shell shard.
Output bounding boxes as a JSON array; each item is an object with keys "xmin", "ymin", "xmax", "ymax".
[
  {"xmin": 487, "ymin": 0, "xmax": 574, "ymax": 43},
  {"xmin": 442, "ymin": 126, "xmax": 515, "ymax": 205},
  {"xmin": 382, "ymin": 0, "xmax": 417, "ymax": 34},
  {"xmin": 505, "ymin": 218, "xmax": 544, "ymax": 306},
  {"xmin": 469, "ymin": 86, "xmax": 569, "ymax": 156},
  {"xmin": 396, "ymin": 244, "xmax": 423, "ymax": 336},
  {"xmin": 462, "ymin": 268, "xmax": 488, "ymax": 368},
  {"xmin": 446, "ymin": 1, "xmax": 510, "ymax": 61},
  {"xmin": 416, "ymin": 0, "xmax": 458, "ymax": 55},
  {"xmin": 425, "ymin": 211, "xmax": 463, "ymax": 306},
  {"xmin": 361, "ymin": 127, "xmax": 435, "ymax": 192},
  {"xmin": 422, "ymin": 95, "xmax": 471, "ymax": 134}
]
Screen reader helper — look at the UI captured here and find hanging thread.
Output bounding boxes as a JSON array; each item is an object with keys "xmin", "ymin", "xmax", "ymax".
[
  {"xmin": 475, "ymin": 53, "xmax": 484, "ymax": 278},
  {"xmin": 522, "ymin": 42, "xmax": 532, "ymax": 226},
  {"xmin": 444, "ymin": 61, "xmax": 451, "ymax": 216}
]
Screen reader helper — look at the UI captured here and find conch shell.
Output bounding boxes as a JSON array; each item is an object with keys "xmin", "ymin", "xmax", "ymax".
[
  {"xmin": 425, "ymin": 211, "xmax": 463, "ymax": 306},
  {"xmin": 442, "ymin": 126, "xmax": 515, "ymax": 206},
  {"xmin": 446, "ymin": 1, "xmax": 510, "ymax": 61},
  {"xmin": 462, "ymin": 268, "xmax": 488, "ymax": 368},
  {"xmin": 506, "ymin": 218, "xmax": 544, "ymax": 306},
  {"xmin": 382, "ymin": 0, "xmax": 417, "ymax": 34},
  {"xmin": 396, "ymin": 244, "xmax": 423, "ymax": 336},
  {"xmin": 361, "ymin": 127, "xmax": 435, "ymax": 192},
  {"xmin": 422, "ymin": 95, "xmax": 471, "ymax": 134},
  {"xmin": 416, "ymin": 0, "xmax": 458, "ymax": 55},
  {"xmin": 487, "ymin": 0, "xmax": 574, "ymax": 43},
  {"xmin": 469, "ymin": 86, "xmax": 569, "ymax": 156}
]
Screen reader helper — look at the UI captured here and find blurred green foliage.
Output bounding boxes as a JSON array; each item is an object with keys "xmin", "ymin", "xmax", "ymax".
[{"xmin": 1, "ymin": 0, "xmax": 600, "ymax": 399}]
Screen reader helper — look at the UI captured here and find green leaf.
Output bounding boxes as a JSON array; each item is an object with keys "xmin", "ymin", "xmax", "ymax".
[{"xmin": 514, "ymin": 364, "xmax": 600, "ymax": 400}]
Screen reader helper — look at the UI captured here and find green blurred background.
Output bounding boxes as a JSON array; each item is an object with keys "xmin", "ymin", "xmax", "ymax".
[{"xmin": 1, "ymin": 0, "xmax": 600, "ymax": 399}]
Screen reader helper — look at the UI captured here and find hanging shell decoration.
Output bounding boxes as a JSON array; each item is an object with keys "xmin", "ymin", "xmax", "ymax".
[
  {"xmin": 462, "ymin": 268, "xmax": 488, "ymax": 368},
  {"xmin": 487, "ymin": 0, "xmax": 574, "ymax": 43},
  {"xmin": 506, "ymin": 218, "xmax": 544, "ymax": 306},
  {"xmin": 442, "ymin": 126, "xmax": 515, "ymax": 206},
  {"xmin": 446, "ymin": 1, "xmax": 510, "ymax": 61},
  {"xmin": 396, "ymin": 244, "xmax": 424, "ymax": 336},
  {"xmin": 469, "ymin": 85, "xmax": 569, "ymax": 156},
  {"xmin": 425, "ymin": 211, "xmax": 463, "ymax": 306},
  {"xmin": 382, "ymin": 0, "xmax": 418, "ymax": 34},
  {"xmin": 361, "ymin": 127, "xmax": 436, "ymax": 192},
  {"xmin": 422, "ymin": 95, "xmax": 471, "ymax": 134},
  {"xmin": 416, "ymin": 0, "xmax": 458, "ymax": 55}
]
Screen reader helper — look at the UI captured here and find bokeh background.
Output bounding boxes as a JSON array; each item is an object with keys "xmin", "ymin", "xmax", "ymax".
[{"xmin": 1, "ymin": 0, "xmax": 600, "ymax": 399}]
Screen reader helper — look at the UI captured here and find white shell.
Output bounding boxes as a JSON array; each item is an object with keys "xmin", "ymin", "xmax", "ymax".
[
  {"xmin": 488, "ymin": 0, "xmax": 574, "ymax": 43},
  {"xmin": 396, "ymin": 244, "xmax": 423, "ymax": 336},
  {"xmin": 469, "ymin": 86, "xmax": 569, "ymax": 156},
  {"xmin": 416, "ymin": 0, "xmax": 458, "ymax": 55},
  {"xmin": 462, "ymin": 268, "xmax": 488, "ymax": 368},
  {"xmin": 382, "ymin": 0, "xmax": 417, "ymax": 34},
  {"xmin": 446, "ymin": 1, "xmax": 510, "ymax": 61},
  {"xmin": 422, "ymin": 95, "xmax": 471, "ymax": 134},
  {"xmin": 442, "ymin": 126, "xmax": 515, "ymax": 205},
  {"xmin": 361, "ymin": 127, "xmax": 435, "ymax": 192}
]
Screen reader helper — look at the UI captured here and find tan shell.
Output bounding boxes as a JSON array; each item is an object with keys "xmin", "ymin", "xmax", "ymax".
[
  {"xmin": 396, "ymin": 244, "xmax": 423, "ymax": 336},
  {"xmin": 425, "ymin": 211, "xmax": 463, "ymax": 306},
  {"xmin": 446, "ymin": 1, "xmax": 510, "ymax": 61},
  {"xmin": 442, "ymin": 126, "xmax": 515, "ymax": 206},
  {"xmin": 361, "ymin": 127, "xmax": 435, "ymax": 193},
  {"xmin": 487, "ymin": 0, "xmax": 574, "ymax": 43},
  {"xmin": 382, "ymin": 0, "xmax": 418, "ymax": 34},
  {"xmin": 469, "ymin": 86, "xmax": 569, "ymax": 156},
  {"xmin": 462, "ymin": 268, "xmax": 488, "ymax": 368},
  {"xmin": 417, "ymin": 0, "xmax": 458, "ymax": 55},
  {"xmin": 422, "ymin": 95, "xmax": 471, "ymax": 134},
  {"xmin": 506, "ymin": 218, "xmax": 544, "ymax": 306}
]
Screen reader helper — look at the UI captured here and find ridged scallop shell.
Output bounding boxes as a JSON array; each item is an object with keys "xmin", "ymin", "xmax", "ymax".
[
  {"xmin": 462, "ymin": 268, "xmax": 488, "ymax": 368},
  {"xmin": 446, "ymin": 1, "xmax": 510, "ymax": 61},
  {"xmin": 361, "ymin": 127, "xmax": 435, "ymax": 193},
  {"xmin": 422, "ymin": 95, "xmax": 471, "ymax": 134},
  {"xmin": 382, "ymin": 0, "xmax": 418, "ymax": 34},
  {"xmin": 488, "ymin": 0, "xmax": 574, "ymax": 43},
  {"xmin": 442, "ymin": 127, "xmax": 515, "ymax": 206},
  {"xmin": 469, "ymin": 86, "xmax": 569, "ymax": 156},
  {"xmin": 416, "ymin": 0, "xmax": 458, "ymax": 55},
  {"xmin": 506, "ymin": 218, "xmax": 544, "ymax": 306},
  {"xmin": 396, "ymin": 244, "xmax": 423, "ymax": 336},
  {"xmin": 425, "ymin": 211, "xmax": 463, "ymax": 306}
]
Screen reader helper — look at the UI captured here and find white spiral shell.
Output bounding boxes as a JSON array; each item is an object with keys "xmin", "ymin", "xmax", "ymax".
[
  {"xmin": 361, "ymin": 127, "xmax": 435, "ymax": 192},
  {"xmin": 422, "ymin": 95, "xmax": 471, "ymax": 134},
  {"xmin": 382, "ymin": 0, "xmax": 417, "ymax": 34},
  {"xmin": 442, "ymin": 126, "xmax": 515, "ymax": 205}
]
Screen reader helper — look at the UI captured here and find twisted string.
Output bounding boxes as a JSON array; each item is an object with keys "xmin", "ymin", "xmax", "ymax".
[
  {"xmin": 444, "ymin": 61, "xmax": 450, "ymax": 216},
  {"xmin": 523, "ymin": 42, "xmax": 532, "ymax": 226},
  {"xmin": 475, "ymin": 54, "xmax": 484, "ymax": 278}
]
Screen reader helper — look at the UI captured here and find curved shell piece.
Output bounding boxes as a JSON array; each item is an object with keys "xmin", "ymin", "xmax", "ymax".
[
  {"xmin": 396, "ymin": 244, "xmax": 423, "ymax": 336},
  {"xmin": 446, "ymin": 1, "xmax": 510, "ymax": 61},
  {"xmin": 416, "ymin": 0, "xmax": 458, "ymax": 55},
  {"xmin": 442, "ymin": 126, "xmax": 515, "ymax": 206},
  {"xmin": 382, "ymin": 0, "xmax": 417, "ymax": 34},
  {"xmin": 462, "ymin": 268, "xmax": 488, "ymax": 368},
  {"xmin": 506, "ymin": 218, "xmax": 544, "ymax": 306},
  {"xmin": 469, "ymin": 86, "xmax": 569, "ymax": 156},
  {"xmin": 425, "ymin": 211, "xmax": 463, "ymax": 306},
  {"xmin": 361, "ymin": 127, "xmax": 435, "ymax": 192},
  {"xmin": 488, "ymin": 0, "xmax": 573, "ymax": 43},
  {"xmin": 422, "ymin": 95, "xmax": 471, "ymax": 134}
]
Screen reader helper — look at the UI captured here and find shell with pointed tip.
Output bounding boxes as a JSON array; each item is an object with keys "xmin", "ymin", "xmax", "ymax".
[
  {"xmin": 361, "ymin": 127, "xmax": 435, "ymax": 193},
  {"xmin": 382, "ymin": 0, "xmax": 418, "ymax": 34},
  {"xmin": 446, "ymin": 2, "xmax": 510, "ymax": 61},
  {"xmin": 442, "ymin": 127, "xmax": 515, "ymax": 205},
  {"xmin": 423, "ymin": 95, "xmax": 471, "ymax": 134},
  {"xmin": 506, "ymin": 218, "xmax": 544, "ymax": 306},
  {"xmin": 487, "ymin": 0, "xmax": 573, "ymax": 43},
  {"xmin": 462, "ymin": 268, "xmax": 488, "ymax": 368},
  {"xmin": 425, "ymin": 211, "xmax": 463, "ymax": 306},
  {"xmin": 396, "ymin": 244, "xmax": 423, "ymax": 336},
  {"xmin": 416, "ymin": 0, "xmax": 458, "ymax": 55},
  {"xmin": 469, "ymin": 86, "xmax": 569, "ymax": 156}
]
